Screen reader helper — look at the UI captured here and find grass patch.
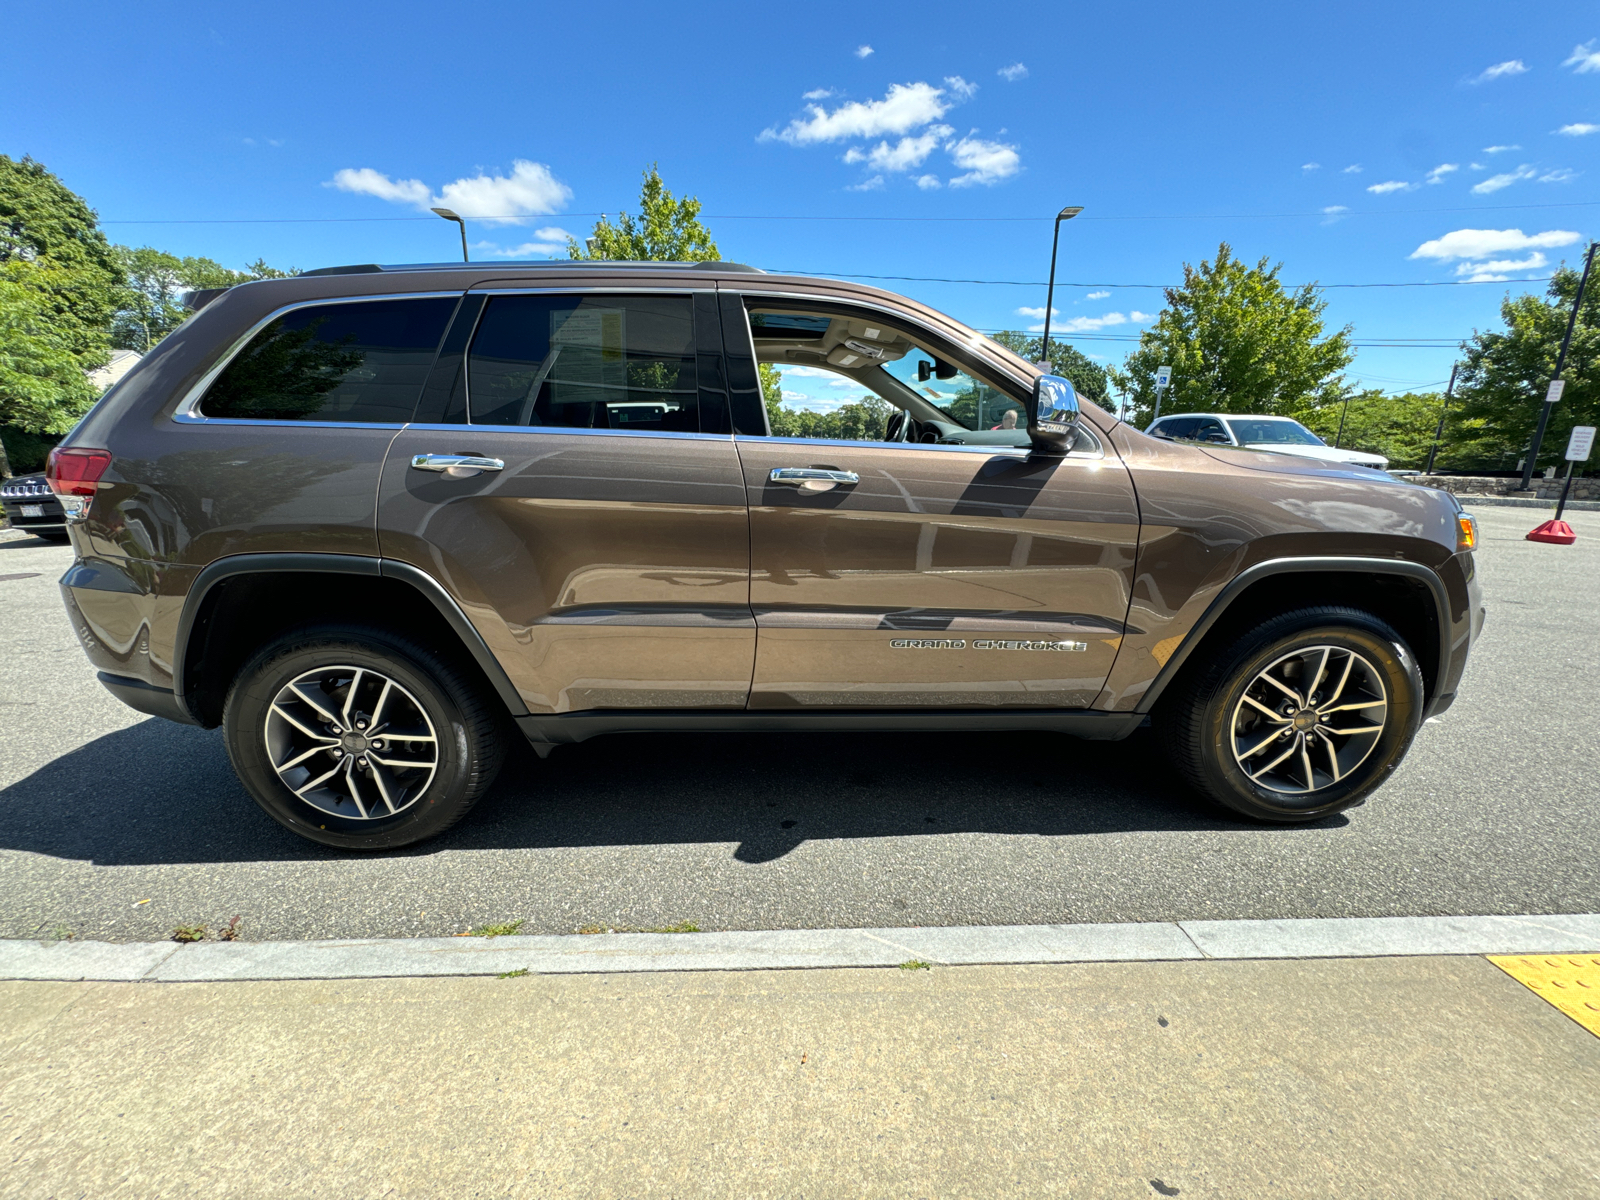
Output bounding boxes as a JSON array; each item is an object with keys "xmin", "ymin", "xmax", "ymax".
[
  {"xmin": 171, "ymin": 924, "xmax": 207, "ymax": 944},
  {"xmin": 898, "ymin": 960, "xmax": 932, "ymax": 971},
  {"xmin": 650, "ymin": 921, "xmax": 701, "ymax": 934},
  {"xmin": 48, "ymin": 925, "xmax": 75, "ymax": 942},
  {"xmin": 469, "ymin": 920, "xmax": 524, "ymax": 938},
  {"xmin": 218, "ymin": 916, "xmax": 242, "ymax": 942},
  {"xmin": 497, "ymin": 968, "xmax": 530, "ymax": 979}
]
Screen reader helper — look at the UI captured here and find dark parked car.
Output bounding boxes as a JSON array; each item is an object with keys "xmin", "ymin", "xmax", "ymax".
[
  {"xmin": 48, "ymin": 261, "xmax": 1484, "ymax": 848},
  {"xmin": 1, "ymin": 473, "xmax": 68, "ymax": 541}
]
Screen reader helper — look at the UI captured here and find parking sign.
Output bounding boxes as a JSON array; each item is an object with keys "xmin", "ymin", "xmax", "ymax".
[
  {"xmin": 1566, "ymin": 425, "xmax": 1596, "ymax": 462},
  {"xmin": 1155, "ymin": 366, "xmax": 1172, "ymax": 388}
]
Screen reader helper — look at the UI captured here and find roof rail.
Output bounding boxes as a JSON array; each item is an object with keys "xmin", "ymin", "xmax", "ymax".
[{"xmin": 298, "ymin": 260, "xmax": 766, "ymax": 277}]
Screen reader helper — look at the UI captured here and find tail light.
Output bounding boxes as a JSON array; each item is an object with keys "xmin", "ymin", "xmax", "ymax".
[{"xmin": 46, "ymin": 447, "xmax": 113, "ymax": 521}]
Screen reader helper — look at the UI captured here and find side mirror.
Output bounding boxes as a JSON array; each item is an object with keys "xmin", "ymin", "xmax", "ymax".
[{"xmin": 1028, "ymin": 374, "xmax": 1080, "ymax": 452}]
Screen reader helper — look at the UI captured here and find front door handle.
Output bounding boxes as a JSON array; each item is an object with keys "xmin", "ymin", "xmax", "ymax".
[
  {"xmin": 770, "ymin": 467, "xmax": 860, "ymax": 493},
  {"xmin": 410, "ymin": 453, "xmax": 506, "ymax": 473}
]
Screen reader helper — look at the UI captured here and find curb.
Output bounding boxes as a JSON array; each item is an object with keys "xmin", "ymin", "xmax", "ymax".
[
  {"xmin": 3, "ymin": 913, "xmax": 1597, "ymax": 983},
  {"xmin": 1456, "ymin": 496, "xmax": 1600, "ymax": 512}
]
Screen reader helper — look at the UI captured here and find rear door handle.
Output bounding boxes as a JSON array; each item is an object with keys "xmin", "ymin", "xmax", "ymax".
[
  {"xmin": 769, "ymin": 467, "xmax": 860, "ymax": 492},
  {"xmin": 410, "ymin": 454, "xmax": 505, "ymax": 473}
]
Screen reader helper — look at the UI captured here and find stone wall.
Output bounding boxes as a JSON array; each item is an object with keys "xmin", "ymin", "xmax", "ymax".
[{"xmin": 1421, "ymin": 474, "xmax": 1600, "ymax": 502}]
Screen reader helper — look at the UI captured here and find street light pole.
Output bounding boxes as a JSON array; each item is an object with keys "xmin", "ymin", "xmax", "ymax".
[
  {"xmin": 1520, "ymin": 240, "xmax": 1596, "ymax": 490},
  {"xmin": 430, "ymin": 207, "xmax": 470, "ymax": 263},
  {"xmin": 1424, "ymin": 364, "xmax": 1458, "ymax": 476},
  {"xmin": 1038, "ymin": 205, "xmax": 1083, "ymax": 371}
]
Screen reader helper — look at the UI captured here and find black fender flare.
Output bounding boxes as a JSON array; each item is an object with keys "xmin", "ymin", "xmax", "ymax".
[
  {"xmin": 173, "ymin": 553, "xmax": 529, "ymax": 718},
  {"xmin": 1133, "ymin": 556, "xmax": 1451, "ymax": 715}
]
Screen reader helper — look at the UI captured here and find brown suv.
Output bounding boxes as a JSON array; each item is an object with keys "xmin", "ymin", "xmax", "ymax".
[{"xmin": 49, "ymin": 261, "xmax": 1484, "ymax": 848}]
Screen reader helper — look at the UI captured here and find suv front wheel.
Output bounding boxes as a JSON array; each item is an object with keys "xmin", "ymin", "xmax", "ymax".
[
  {"xmin": 1161, "ymin": 606, "xmax": 1424, "ymax": 823},
  {"xmin": 223, "ymin": 626, "xmax": 506, "ymax": 850}
]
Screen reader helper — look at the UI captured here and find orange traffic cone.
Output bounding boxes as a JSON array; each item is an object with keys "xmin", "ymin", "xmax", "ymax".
[{"xmin": 1526, "ymin": 518, "xmax": 1577, "ymax": 544}]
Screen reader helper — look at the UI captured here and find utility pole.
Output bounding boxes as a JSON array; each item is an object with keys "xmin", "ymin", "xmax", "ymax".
[
  {"xmin": 1334, "ymin": 392, "xmax": 1352, "ymax": 448},
  {"xmin": 1520, "ymin": 241, "xmax": 1596, "ymax": 490},
  {"xmin": 1038, "ymin": 205, "xmax": 1083, "ymax": 371},
  {"xmin": 1424, "ymin": 365, "xmax": 1458, "ymax": 475}
]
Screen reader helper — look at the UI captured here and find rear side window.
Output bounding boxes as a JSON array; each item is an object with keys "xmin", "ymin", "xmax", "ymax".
[
  {"xmin": 1153, "ymin": 417, "xmax": 1201, "ymax": 440},
  {"xmin": 201, "ymin": 297, "xmax": 457, "ymax": 422},
  {"xmin": 467, "ymin": 294, "xmax": 698, "ymax": 432}
]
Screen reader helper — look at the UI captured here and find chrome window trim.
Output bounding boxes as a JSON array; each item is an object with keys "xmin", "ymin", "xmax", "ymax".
[
  {"xmin": 405, "ymin": 421, "xmax": 732, "ymax": 444},
  {"xmin": 171, "ymin": 291, "xmax": 465, "ymax": 425},
  {"xmin": 731, "ymin": 432, "xmax": 1104, "ymax": 461},
  {"xmin": 464, "ymin": 285, "xmax": 711, "ymax": 296}
]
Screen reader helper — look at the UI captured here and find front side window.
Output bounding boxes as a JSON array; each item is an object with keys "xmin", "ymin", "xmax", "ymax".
[
  {"xmin": 466, "ymin": 294, "xmax": 697, "ymax": 432},
  {"xmin": 202, "ymin": 297, "xmax": 457, "ymax": 422},
  {"xmin": 1152, "ymin": 417, "xmax": 1201, "ymax": 440}
]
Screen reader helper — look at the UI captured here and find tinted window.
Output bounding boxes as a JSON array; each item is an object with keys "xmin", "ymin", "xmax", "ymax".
[
  {"xmin": 467, "ymin": 294, "xmax": 697, "ymax": 432},
  {"xmin": 1153, "ymin": 417, "xmax": 1201, "ymax": 440},
  {"xmin": 202, "ymin": 297, "xmax": 456, "ymax": 422},
  {"xmin": 1226, "ymin": 418, "xmax": 1323, "ymax": 446}
]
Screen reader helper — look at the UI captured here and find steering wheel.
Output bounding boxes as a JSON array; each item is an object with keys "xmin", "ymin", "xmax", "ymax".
[{"xmin": 884, "ymin": 410, "xmax": 907, "ymax": 443}]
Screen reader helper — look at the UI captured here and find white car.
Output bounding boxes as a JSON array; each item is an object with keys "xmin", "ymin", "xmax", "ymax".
[{"xmin": 1144, "ymin": 413, "xmax": 1389, "ymax": 470}]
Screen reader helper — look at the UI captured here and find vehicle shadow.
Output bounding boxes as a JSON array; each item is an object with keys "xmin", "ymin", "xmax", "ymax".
[{"xmin": 0, "ymin": 718, "xmax": 1346, "ymax": 867}]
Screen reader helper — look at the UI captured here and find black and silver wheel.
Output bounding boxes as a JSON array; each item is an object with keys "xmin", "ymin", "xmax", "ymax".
[
  {"xmin": 1160, "ymin": 606, "xmax": 1424, "ymax": 823},
  {"xmin": 224, "ymin": 626, "xmax": 505, "ymax": 849}
]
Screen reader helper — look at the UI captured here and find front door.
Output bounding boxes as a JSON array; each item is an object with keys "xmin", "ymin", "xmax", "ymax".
[
  {"xmin": 726, "ymin": 296, "xmax": 1140, "ymax": 709},
  {"xmin": 377, "ymin": 287, "xmax": 754, "ymax": 715}
]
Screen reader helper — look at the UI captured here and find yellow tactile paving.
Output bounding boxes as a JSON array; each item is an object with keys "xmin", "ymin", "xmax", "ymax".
[{"xmin": 1488, "ymin": 954, "xmax": 1600, "ymax": 1037}]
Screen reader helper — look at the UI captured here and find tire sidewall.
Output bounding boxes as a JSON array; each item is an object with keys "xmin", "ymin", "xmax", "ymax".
[
  {"xmin": 225, "ymin": 632, "xmax": 476, "ymax": 850},
  {"xmin": 1200, "ymin": 618, "xmax": 1423, "ymax": 821}
]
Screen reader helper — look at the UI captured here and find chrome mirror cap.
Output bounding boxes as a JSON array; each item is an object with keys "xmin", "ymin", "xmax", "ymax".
[{"xmin": 1029, "ymin": 374, "xmax": 1081, "ymax": 452}]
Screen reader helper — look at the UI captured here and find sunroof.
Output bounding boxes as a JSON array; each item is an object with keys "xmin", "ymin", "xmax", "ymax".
[{"xmin": 750, "ymin": 312, "xmax": 832, "ymax": 338}]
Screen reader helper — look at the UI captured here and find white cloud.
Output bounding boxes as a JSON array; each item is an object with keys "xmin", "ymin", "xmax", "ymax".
[
  {"xmin": 1086, "ymin": 290, "xmax": 1110, "ymax": 299},
  {"xmin": 1470, "ymin": 162, "xmax": 1486, "ymax": 170},
  {"xmin": 914, "ymin": 173, "xmax": 942, "ymax": 190},
  {"xmin": 328, "ymin": 167, "xmax": 430, "ymax": 208},
  {"xmin": 855, "ymin": 44, "xmax": 874, "ymax": 58},
  {"xmin": 1558, "ymin": 122, "xmax": 1600, "ymax": 136},
  {"xmin": 1453, "ymin": 252, "xmax": 1548, "ymax": 278},
  {"xmin": 1471, "ymin": 164, "xmax": 1536, "ymax": 194},
  {"xmin": 947, "ymin": 134, "xmax": 1021, "ymax": 186},
  {"xmin": 1471, "ymin": 59, "xmax": 1529, "ymax": 83},
  {"xmin": 847, "ymin": 175, "xmax": 886, "ymax": 191},
  {"xmin": 1540, "ymin": 168, "xmax": 1578, "ymax": 183},
  {"xmin": 1342, "ymin": 164, "xmax": 1363, "ymax": 174},
  {"xmin": 1321, "ymin": 205, "xmax": 1349, "ymax": 225},
  {"xmin": 1302, "ymin": 162, "xmax": 1320, "ymax": 171},
  {"xmin": 849, "ymin": 125, "xmax": 953, "ymax": 172},
  {"xmin": 1323, "ymin": 205, "xmax": 1349, "ymax": 213},
  {"xmin": 802, "ymin": 88, "xmax": 835, "ymax": 100},
  {"xmin": 827, "ymin": 377, "xmax": 855, "ymax": 387},
  {"xmin": 1367, "ymin": 180, "xmax": 1417, "ymax": 194},
  {"xmin": 1482, "ymin": 144, "xmax": 1520, "ymax": 154},
  {"xmin": 778, "ymin": 365, "xmax": 836, "ymax": 378},
  {"xmin": 1015, "ymin": 305, "xmax": 1058, "ymax": 321},
  {"xmin": 330, "ymin": 161, "xmax": 572, "ymax": 224},
  {"xmin": 781, "ymin": 390, "xmax": 807, "ymax": 401},
  {"xmin": 762, "ymin": 81, "xmax": 954, "ymax": 144},
  {"xmin": 944, "ymin": 75, "xmax": 978, "ymax": 100},
  {"xmin": 998, "ymin": 63, "xmax": 1028, "ymax": 82},
  {"xmin": 1426, "ymin": 163, "xmax": 1459, "ymax": 184},
  {"xmin": 482, "ymin": 228, "xmax": 576, "ymax": 256},
  {"xmin": 1026, "ymin": 310, "xmax": 1153, "ymax": 334},
  {"xmin": 1409, "ymin": 227, "xmax": 1581, "ymax": 261},
  {"xmin": 1563, "ymin": 40, "xmax": 1600, "ymax": 73}
]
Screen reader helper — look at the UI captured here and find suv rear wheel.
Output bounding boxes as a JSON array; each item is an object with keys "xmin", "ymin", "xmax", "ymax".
[
  {"xmin": 223, "ymin": 626, "xmax": 505, "ymax": 849},
  {"xmin": 1160, "ymin": 606, "xmax": 1424, "ymax": 823}
]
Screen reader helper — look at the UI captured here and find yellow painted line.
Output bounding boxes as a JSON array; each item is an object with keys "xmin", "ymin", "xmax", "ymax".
[{"xmin": 1488, "ymin": 953, "xmax": 1600, "ymax": 1038}]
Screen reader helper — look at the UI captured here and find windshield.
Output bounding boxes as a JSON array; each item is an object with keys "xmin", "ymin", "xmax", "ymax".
[{"xmin": 1225, "ymin": 418, "xmax": 1324, "ymax": 446}]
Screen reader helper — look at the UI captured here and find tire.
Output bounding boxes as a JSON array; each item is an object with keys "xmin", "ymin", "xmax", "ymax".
[
  {"xmin": 36, "ymin": 530, "xmax": 71, "ymax": 543},
  {"xmin": 1159, "ymin": 606, "xmax": 1424, "ymax": 823},
  {"xmin": 223, "ymin": 625, "xmax": 506, "ymax": 850}
]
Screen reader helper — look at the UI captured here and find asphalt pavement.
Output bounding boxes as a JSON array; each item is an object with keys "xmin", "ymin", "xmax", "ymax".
[{"xmin": 2, "ymin": 504, "xmax": 1596, "ymax": 944}]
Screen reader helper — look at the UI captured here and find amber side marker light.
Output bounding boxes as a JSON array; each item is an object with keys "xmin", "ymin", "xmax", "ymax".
[
  {"xmin": 46, "ymin": 447, "xmax": 113, "ymax": 521},
  {"xmin": 1455, "ymin": 513, "xmax": 1478, "ymax": 552}
]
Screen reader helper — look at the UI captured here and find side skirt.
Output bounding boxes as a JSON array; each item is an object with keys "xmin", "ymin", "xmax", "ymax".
[{"xmin": 516, "ymin": 708, "xmax": 1144, "ymax": 756}]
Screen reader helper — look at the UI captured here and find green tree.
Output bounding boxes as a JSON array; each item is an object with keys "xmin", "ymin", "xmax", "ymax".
[
  {"xmin": 110, "ymin": 246, "xmax": 295, "ymax": 351},
  {"xmin": 0, "ymin": 156, "xmax": 123, "ymax": 473},
  {"xmin": 1111, "ymin": 243, "xmax": 1354, "ymax": 426},
  {"xmin": 568, "ymin": 165, "xmax": 719, "ymax": 262},
  {"xmin": 987, "ymin": 331, "xmax": 1112, "ymax": 405},
  {"xmin": 1447, "ymin": 264, "xmax": 1600, "ymax": 474},
  {"xmin": 1299, "ymin": 390, "xmax": 1445, "ymax": 470}
]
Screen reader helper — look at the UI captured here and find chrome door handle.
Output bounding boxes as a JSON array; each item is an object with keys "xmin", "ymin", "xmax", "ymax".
[
  {"xmin": 769, "ymin": 467, "xmax": 860, "ymax": 492},
  {"xmin": 410, "ymin": 454, "xmax": 505, "ymax": 473}
]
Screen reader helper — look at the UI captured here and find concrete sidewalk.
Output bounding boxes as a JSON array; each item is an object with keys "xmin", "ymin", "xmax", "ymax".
[{"xmin": 4, "ymin": 955, "xmax": 1597, "ymax": 1198}]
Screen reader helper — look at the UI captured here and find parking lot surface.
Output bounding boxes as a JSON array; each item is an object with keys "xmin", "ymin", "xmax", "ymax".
[{"xmin": 1, "ymin": 505, "xmax": 1596, "ymax": 943}]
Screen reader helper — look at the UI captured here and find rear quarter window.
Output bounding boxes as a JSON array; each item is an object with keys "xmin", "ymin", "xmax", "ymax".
[{"xmin": 201, "ymin": 297, "xmax": 457, "ymax": 422}]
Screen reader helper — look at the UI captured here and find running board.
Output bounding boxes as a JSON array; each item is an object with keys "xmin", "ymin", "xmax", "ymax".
[{"xmin": 515, "ymin": 708, "xmax": 1144, "ymax": 756}]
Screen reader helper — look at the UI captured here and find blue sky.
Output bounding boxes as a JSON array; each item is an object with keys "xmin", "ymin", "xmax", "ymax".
[{"xmin": 7, "ymin": 1, "xmax": 1600, "ymax": 407}]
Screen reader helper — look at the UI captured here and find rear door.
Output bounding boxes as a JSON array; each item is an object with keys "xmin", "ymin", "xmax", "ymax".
[
  {"xmin": 377, "ymin": 286, "xmax": 754, "ymax": 715},
  {"xmin": 722, "ymin": 293, "xmax": 1141, "ymax": 709}
]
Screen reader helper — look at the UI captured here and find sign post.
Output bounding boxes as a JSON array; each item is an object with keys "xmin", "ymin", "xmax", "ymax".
[
  {"xmin": 1152, "ymin": 365, "xmax": 1172, "ymax": 423},
  {"xmin": 1521, "ymin": 242, "xmax": 1596, "ymax": 490},
  {"xmin": 1526, "ymin": 424, "xmax": 1595, "ymax": 544}
]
